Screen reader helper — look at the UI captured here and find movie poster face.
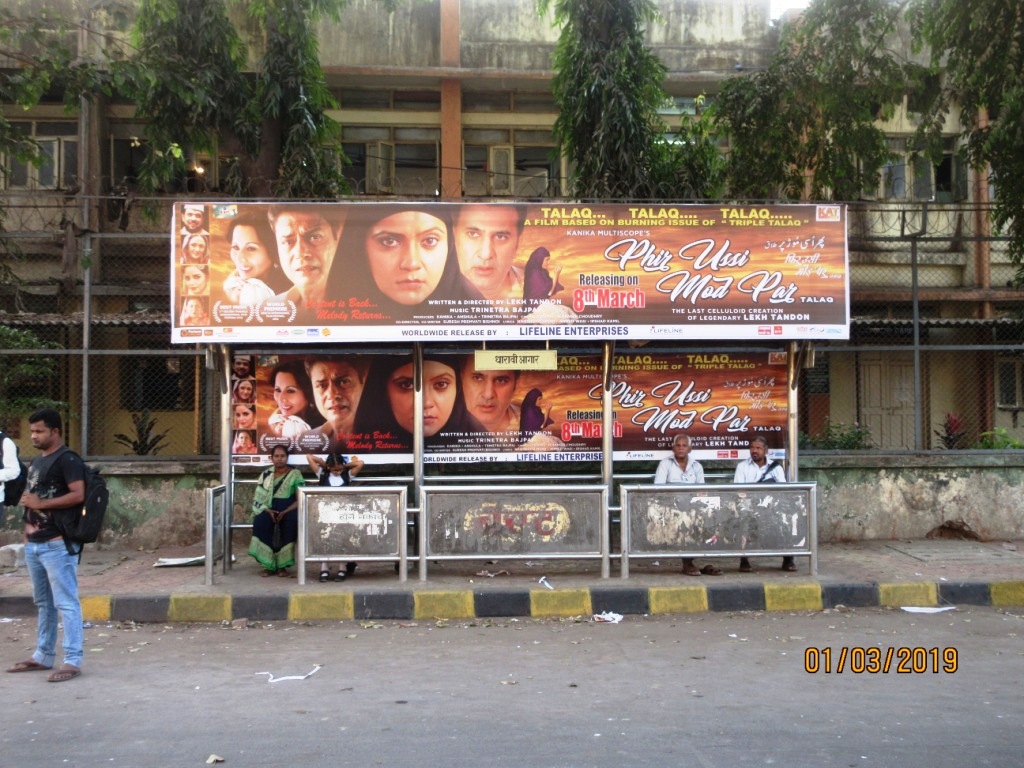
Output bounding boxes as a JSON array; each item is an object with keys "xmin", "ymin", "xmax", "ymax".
[
  {"xmin": 231, "ymin": 351, "xmax": 787, "ymax": 465},
  {"xmin": 174, "ymin": 202, "xmax": 849, "ymax": 344}
]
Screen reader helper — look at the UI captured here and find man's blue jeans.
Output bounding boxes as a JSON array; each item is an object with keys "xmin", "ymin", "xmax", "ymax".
[{"xmin": 25, "ymin": 538, "xmax": 83, "ymax": 669}]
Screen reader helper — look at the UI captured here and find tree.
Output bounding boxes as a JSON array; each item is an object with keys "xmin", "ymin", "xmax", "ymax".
[
  {"xmin": 714, "ymin": 0, "xmax": 923, "ymax": 201},
  {"xmin": 0, "ymin": 326, "xmax": 65, "ymax": 430},
  {"xmin": 910, "ymin": 0, "xmax": 1024, "ymax": 283},
  {"xmin": 1, "ymin": 0, "xmax": 353, "ymax": 199},
  {"xmin": 538, "ymin": 0, "xmax": 723, "ymax": 200}
]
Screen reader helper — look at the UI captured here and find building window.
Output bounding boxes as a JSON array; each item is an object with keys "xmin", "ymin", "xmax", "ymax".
[
  {"xmin": 872, "ymin": 140, "xmax": 967, "ymax": 202},
  {"xmin": 119, "ymin": 355, "xmax": 195, "ymax": 412},
  {"xmin": 4, "ymin": 121, "xmax": 78, "ymax": 190},
  {"xmin": 463, "ymin": 143, "xmax": 560, "ymax": 197},
  {"xmin": 997, "ymin": 356, "xmax": 1024, "ymax": 409}
]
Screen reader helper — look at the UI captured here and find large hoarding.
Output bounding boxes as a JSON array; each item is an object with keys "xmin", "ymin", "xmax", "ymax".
[
  {"xmin": 230, "ymin": 350, "xmax": 787, "ymax": 466},
  {"xmin": 173, "ymin": 202, "xmax": 848, "ymax": 343}
]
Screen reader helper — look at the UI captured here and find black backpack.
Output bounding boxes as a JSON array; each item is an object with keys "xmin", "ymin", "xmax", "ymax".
[
  {"xmin": 47, "ymin": 449, "xmax": 109, "ymax": 556},
  {"xmin": 0, "ymin": 431, "xmax": 28, "ymax": 508}
]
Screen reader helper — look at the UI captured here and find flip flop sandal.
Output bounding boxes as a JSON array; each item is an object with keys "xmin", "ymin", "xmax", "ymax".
[
  {"xmin": 701, "ymin": 564, "xmax": 723, "ymax": 576},
  {"xmin": 335, "ymin": 570, "xmax": 347, "ymax": 582},
  {"xmin": 277, "ymin": 568, "xmax": 290, "ymax": 577},
  {"xmin": 47, "ymin": 665, "xmax": 81, "ymax": 683},
  {"xmin": 7, "ymin": 659, "xmax": 52, "ymax": 673},
  {"xmin": 319, "ymin": 570, "xmax": 330, "ymax": 583},
  {"xmin": 261, "ymin": 570, "xmax": 277, "ymax": 577},
  {"xmin": 682, "ymin": 565, "xmax": 702, "ymax": 576}
]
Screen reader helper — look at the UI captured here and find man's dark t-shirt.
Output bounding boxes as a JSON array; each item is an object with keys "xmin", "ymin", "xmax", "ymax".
[{"xmin": 23, "ymin": 448, "xmax": 86, "ymax": 543}]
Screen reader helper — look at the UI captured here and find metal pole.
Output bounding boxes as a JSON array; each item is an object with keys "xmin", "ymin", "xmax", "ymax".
[
  {"xmin": 81, "ymin": 235, "xmax": 91, "ymax": 454},
  {"xmin": 787, "ymin": 341, "xmax": 799, "ymax": 481},
  {"xmin": 902, "ymin": 206, "xmax": 927, "ymax": 451},
  {"xmin": 219, "ymin": 344, "xmax": 234, "ymax": 567},
  {"xmin": 601, "ymin": 340, "xmax": 615, "ymax": 580},
  {"xmin": 78, "ymin": 17, "xmax": 92, "ymax": 453},
  {"xmin": 601, "ymin": 340, "xmax": 615, "ymax": 489}
]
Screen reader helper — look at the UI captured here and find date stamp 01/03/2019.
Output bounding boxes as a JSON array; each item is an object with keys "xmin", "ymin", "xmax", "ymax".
[{"xmin": 804, "ymin": 647, "xmax": 959, "ymax": 674}]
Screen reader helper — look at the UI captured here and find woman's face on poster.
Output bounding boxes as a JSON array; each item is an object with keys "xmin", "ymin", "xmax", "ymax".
[
  {"xmin": 186, "ymin": 235, "xmax": 208, "ymax": 262},
  {"xmin": 234, "ymin": 404, "xmax": 255, "ymax": 429},
  {"xmin": 230, "ymin": 224, "xmax": 274, "ymax": 282},
  {"xmin": 235, "ymin": 379, "xmax": 254, "ymax": 402},
  {"xmin": 273, "ymin": 371, "xmax": 309, "ymax": 419},
  {"xmin": 366, "ymin": 211, "xmax": 448, "ymax": 305},
  {"xmin": 387, "ymin": 360, "xmax": 456, "ymax": 437},
  {"xmin": 234, "ymin": 430, "xmax": 255, "ymax": 452},
  {"xmin": 182, "ymin": 265, "xmax": 208, "ymax": 295}
]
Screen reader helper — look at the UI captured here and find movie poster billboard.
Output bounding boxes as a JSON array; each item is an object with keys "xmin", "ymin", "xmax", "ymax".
[
  {"xmin": 174, "ymin": 202, "xmax": 848, "ymax": 344},
  {"xmin": 229, "ymin": 350, "xmax": 787, "ymax": 466}
]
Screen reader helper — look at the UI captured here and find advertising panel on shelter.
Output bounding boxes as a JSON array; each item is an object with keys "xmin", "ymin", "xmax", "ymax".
[
  {"xmin": 229, "ymin": 350, "xmax": 787, "ymax": 466},
  {"xmin": 172, "ymin": 202, "xmax": 849, "ymax": 344}
]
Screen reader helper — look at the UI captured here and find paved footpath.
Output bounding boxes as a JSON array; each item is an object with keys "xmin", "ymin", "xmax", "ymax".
[{"xmin": 2, "ymin": 538, "xmax": 1024, "ymax": 623}]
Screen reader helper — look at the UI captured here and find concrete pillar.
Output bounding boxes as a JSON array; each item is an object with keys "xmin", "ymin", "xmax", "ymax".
[{"xmin": 439, "ymin": 0, "xmax": 463, "ymax": 197}]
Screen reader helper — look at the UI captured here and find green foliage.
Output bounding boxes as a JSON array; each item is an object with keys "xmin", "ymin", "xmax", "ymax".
[
  {"xmin": 800, "ymin": 420, "xmax": 875, "ymax": 450},
  {"xmin": 714, "ymin": 0, "xmax": 924, "ymax": 201},
  {"xmin": 0, "ymin": 326, "xmax": 66, "ymax": 430},
  {"xmin": 538, "ymin": 0, "xmax": 723, "ymax": 200},
  {"xmin": 1, "ymin": 0, "xmax": 351, "ymax": 199},
  {"xmin": 909, "ymin": 0, "xmax": 1024, "ymax": 283},
  {"xmin": 973, "ymin": 428, "xmax": 1024, "ymax": 450},
  {"xmin": 113, "ymin": 410, "xmax": 172, "ymax": 456}
]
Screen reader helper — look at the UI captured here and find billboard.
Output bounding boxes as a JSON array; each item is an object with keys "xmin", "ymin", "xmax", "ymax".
[
  {"xmin": 229, "ymin": 350, "xmax": 787, "ymax": 466},
  {"xmin": 173, "ymin": 202, "xmax": 849, "ymax": 343}
]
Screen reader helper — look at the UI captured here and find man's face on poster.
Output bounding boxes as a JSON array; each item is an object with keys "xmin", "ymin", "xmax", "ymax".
[
  {"xmin": 461, "ymin": 362, "xmax": 517, "ymax": 432},
  {"xmin": 272, "ymin": 211, "xmax": 339, "ymax": 297},
  {"xmin": 182, "ymin": 206, "xmax": 205, "ymax": 233},
  {"xmin": 232, "ymin": 356, "xmax": 252, "ymax": 379},
  {"xmin": 309, "ymin": 360, "xmax": 364, "ymax": 435},
  {"xmin": 453, "ymin": 205, "xmax": 521, "ymax": 297}
]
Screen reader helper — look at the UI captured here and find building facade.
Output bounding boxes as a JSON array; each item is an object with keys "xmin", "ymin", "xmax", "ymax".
[{"xmin": 1, "ymin": 0, "xmax": 1021, "ymax": 462}]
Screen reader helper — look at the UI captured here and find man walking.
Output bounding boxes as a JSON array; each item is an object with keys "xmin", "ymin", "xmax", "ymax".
[{"xmin": 6, "ymin": 408, "xmax": 86, "ymax": 682}]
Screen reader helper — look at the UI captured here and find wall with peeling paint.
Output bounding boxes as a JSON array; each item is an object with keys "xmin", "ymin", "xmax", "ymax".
[
  {"xmin": 799, "ymin": 453, "xmax": 1024, "ymax": 542},
  {"xmin": 2, "ymin": 454, "xmax": 1021, "ymax": 548}
]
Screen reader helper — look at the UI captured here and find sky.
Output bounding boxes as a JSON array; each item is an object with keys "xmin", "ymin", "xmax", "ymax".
[{"xmin": 770, "ymin": 0, "xmax": 811, "ymax": 20}]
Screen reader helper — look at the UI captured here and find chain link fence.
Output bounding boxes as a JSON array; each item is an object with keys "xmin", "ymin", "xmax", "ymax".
[
  {"xmin": 1, "ymin": 196, "xmax": 1021, "ymax": 458},
  {"xmin": 799, "ymin": 203, "xmax": 1023, "ymax": 451}
]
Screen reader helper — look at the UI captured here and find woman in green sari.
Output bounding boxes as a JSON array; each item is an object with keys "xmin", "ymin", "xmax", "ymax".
[{"xmin": 248, "ymin": 445, "xmax": 305, "ymax": 576}]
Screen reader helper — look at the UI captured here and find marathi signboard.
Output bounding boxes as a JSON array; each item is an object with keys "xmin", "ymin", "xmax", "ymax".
[
  {"xmin": 229, "ymin": 350, "xmax": 787, "ymax": 465},
  {"xmin": 172, "ymin": 202, "xmax": 849, "ymax": 343}
]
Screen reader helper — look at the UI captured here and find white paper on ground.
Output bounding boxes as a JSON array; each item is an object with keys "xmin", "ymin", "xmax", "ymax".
[{"xmin": 900, "ymin": 606, "xmax": 957, "ymax": 613}]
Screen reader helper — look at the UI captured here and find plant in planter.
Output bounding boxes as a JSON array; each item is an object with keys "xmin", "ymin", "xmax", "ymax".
[
  {"xmin": 934, "ymin": 411, "xmax": 967, "ymax": 449},
  {"xmin": 113, "ymin": 410, "xmax": 171, "ymax": 456}
]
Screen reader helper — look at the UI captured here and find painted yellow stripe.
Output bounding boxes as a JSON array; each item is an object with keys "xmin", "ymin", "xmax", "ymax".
[
  {"xmin": 764, "ymin": 583, "xmax": 823, "ymax": 611},
  {"xmin": 80, "ymin": 595, "xmax": 111, "ymax": 622},
  {"xmin": 989, "ymin": 581, "xmax": 1024, "ymax": 606},
  {"xmin": 289, "ymin": 592, "xmax": 354, "ymax": 620},
  {"xmin": 648, "ymin": 586, "xmax": 708, "ymax": 614},
  {"xmin": 531, "ymin": 588, "xmax": 592, "ymax": 617},
  {"xmin": 414, "ymin": 591, "xmax": 475, "ymax": 620},
  {"xmin": 168, "ymin": 594, "xmax": 232, "ymax": 623},
  {"xmin": 878, "ymin": 582, "xmax": 937, "ymax": 607}
]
